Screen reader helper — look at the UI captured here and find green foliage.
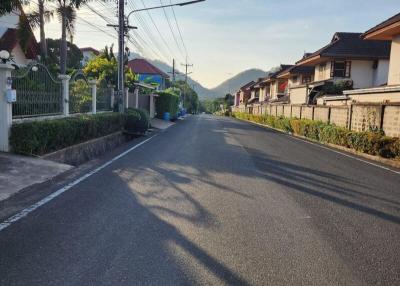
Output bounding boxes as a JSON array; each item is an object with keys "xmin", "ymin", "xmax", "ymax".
[
  {"xmin": 155, "ymin": 91, "xmax": 180, "ymax": 119},
  {"xmin": 83, "ymin": 49, "xmax": 137, "ymax": 88},
  {"xmin": 45, "ymin": 38, "xmax": 83, "ymax": 71},
  {"xmin": 199, "ymin": 94, "xmax": 234, "ymax": 114},
  {"xmin": 69, "ymin": 79, "xmax": 91, "ymax": 113},
  {"xmin": 232, "ymin": 112, "xmax": 400, "ymax": 159},
  {"xmin": 10, "ymin": 113, "xmax": 126, "ymax": 155},
  {"xmin": 125, "ymin": 108, "xmax": 150, "ymax": 133},
  {"xmin": 322, "ymin": 80, "xmax": 353, "ymax": 95},
  {"xmin": 169, "ymin": 81, "xmax": 199, "ymax": 114}
]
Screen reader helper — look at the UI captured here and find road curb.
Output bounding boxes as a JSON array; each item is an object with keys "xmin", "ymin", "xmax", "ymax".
[{"xmin": 234, "ymin": 117, "xmax": 400, "ymax": 170}]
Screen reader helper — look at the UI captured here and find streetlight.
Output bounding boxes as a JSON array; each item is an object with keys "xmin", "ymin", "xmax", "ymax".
[{"xmin": 127, "ymin": 0, "xmax": 206, "ymax": 19}]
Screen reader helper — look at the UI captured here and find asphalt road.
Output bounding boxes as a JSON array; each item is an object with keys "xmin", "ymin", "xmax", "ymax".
[{"xmin": 1, "ymin": 114, "xmax": 400, "ymax": 285}]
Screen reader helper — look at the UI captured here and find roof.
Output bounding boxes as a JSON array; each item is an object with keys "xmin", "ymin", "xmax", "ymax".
[
  {"xmin": 239, "ymin": 81, "xmax": 256, "ymax": 91},
  {"xmin": 127, "ymin": 58, "xmax": 169, "ymax": 78},
  {"xmin": 263, "ymin": 64, "xmax": 294, "ymax": 82},
  {"xmin": 277, "ymin": 65, "xmax": 314, "ymax": 78},
  {"xmin": 362, "ymin": 13, "xmax": 400, "ymax": 39},
  {"xmin": 0, "ymin": 28, "xmax": 38, "ymax": 59},
  {"xmin": 297, "ymin": 32, "xmax": 391, "ymax": 65},
  {"xmin": 80, "ymin": 47, "xmax": 100, "ymax": 55}
]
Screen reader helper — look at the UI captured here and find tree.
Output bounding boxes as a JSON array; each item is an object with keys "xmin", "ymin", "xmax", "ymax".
[
  {"xmin": 45, "ymin": 38, "xmax": 82, "ymax": 72},
  {"xmin": 83, "ymin": 47, "xmax": 137, "ymax": 87},
  {"xmin": 54, "ymin": 0, "xmax": 88, "ymax": 74},
  {"xmin": 169, "ymin": 81, "xmax": 199, "ymax": 114}
]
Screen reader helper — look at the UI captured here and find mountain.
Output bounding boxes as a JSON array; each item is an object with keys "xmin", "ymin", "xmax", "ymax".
[
  {"xmin": 206, "ymin": 69, "xmax": 268, "ymax": 99},
  {"xmin": 135, "ymin": 57, "xmax": 269, "ymax": 99}
]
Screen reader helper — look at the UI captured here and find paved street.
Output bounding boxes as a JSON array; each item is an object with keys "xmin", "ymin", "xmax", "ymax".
[{"xmin": 1, "ymin": 115, "xmax": 400, "ymax": 285}]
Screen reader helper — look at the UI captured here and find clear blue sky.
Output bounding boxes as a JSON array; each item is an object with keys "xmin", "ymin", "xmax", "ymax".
[{"xmin": 31, "ymin": 0, "xmax": 400, "ymax": 88}]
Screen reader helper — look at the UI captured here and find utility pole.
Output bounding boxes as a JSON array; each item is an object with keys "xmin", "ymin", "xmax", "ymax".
[
  {"xmin": 107, "ymin": 1, "xmax": 137, "ymax": 113},
  {"xmin": 117, "ymin": 0, "xmax": 125, "ymax": 113},
  {"xmin": 181, "ymin": 58, "xmax": 193, "ymax": 108}
]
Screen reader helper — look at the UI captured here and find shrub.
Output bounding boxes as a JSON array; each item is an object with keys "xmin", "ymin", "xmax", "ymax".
[
  {"xmin": 10, "ymin": 113, "xmax": 126, "ymax": 155},
  {"xmin": 125, "ymin": 108, "xmax": 150, "ymax": 133},
  {"xmin": 155, "ymin": 91, "xmax": 180, "ymax": 120},
  {"xmin": 232, "ymin": 111, "xmax": 400, "ymax": 159}
]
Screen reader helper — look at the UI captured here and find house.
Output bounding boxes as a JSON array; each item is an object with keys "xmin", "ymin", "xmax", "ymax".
[
  {"xmin": 235, "ymin": 81, "xmax": 255, "ymax": 107},
  {"xmin": 343, "ymin": 13, "xmax": 400, "ymax": 103},
  {"xmin": 261, "ymin": 65, "xmax": 293, "ymax": 103},
  {"xmin": 80, "ymin": 47, "xmax": 99, "ymax": 66},
  {"xmin": 247, "ymin": 78, "xmax": 264, "ymax": 105},
  {"xmin": 276, "ymin": 64, "xmax": 314, "ymax": 104},
  {"xmin": 296, "ymin": 32, "xmax": 391, "ymax": 104},
  {"xmin": 127, "ymin": 58, "xmax": 169, "ymax": 90},
  {"xmin": 0, "ymin": 8, "xmax": 39, "ymax": 65}
]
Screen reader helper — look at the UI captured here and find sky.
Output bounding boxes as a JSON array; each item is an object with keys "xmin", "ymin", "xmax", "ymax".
[{"xmin": 28, "ymin": 0, "xmax": 400, "ymax": 88}]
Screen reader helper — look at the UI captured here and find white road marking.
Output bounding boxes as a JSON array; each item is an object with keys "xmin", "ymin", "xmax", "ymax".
[
  {"xmin": 0, "ymin": 135, "xmax": 157, "ymax": 232},
  {"xmin": 241, "ymin": 119, "xmax": 400, "ymax": 175}
]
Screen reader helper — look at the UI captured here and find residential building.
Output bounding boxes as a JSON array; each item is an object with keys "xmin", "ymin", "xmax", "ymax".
[
  {"xmin": 0, "ymin": 8, "xmax": 38, "ymax": 65},
  {"xmin": 343, "ymin": 13, "xmax": 400, "ymax": 103},
  {"xmin": 262, "ymin": 65, "xmax": 293, "ymax": 103},
  {"xmin": 127, "ymin": 58, "xmax": 169, "ymax": 90},
  {"xmin": 80, "ymin": 47, "xmax": 99, "ymax": 66},
  {"xmin": 235, "ymin": 81, "xmax": 255, "ymax": 107},
  {"xmin": 276, "ymin": 65, "xmax": 314, "ymax": 104},
  {"xmin": 296, "ymin": 32, "xmax": 391, "ymax": 104},
  {"xmin": 247, "ymin": 78, "xmax": 264, "ymax": 105}
]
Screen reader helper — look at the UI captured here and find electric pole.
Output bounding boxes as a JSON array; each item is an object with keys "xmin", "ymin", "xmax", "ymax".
[
  {"xmin": 107, "ymin": 1, "xmax": 136, "ymax": 113},
  {"xmin": 181, "ymin": 58, "xmax": 193, "ymax": 84}
]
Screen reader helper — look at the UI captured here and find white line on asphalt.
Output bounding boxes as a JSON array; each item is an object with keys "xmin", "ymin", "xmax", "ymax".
[
  {"xmin": 241, "ymin": 119, "xmax": 400, "ymax": 175},
  {"xmin": 288, "ymin": 135, "xmax": 400, "ymax": 175},
  {"xmin": 0, "ymin": 135, "xmax": 157, "ymax": 232}
]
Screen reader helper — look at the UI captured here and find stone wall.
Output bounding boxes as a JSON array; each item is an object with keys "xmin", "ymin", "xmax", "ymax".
[
  {"xmin": 382, "ymin": 105, "xmax": 400, "ymax": 137},
  {"xmin": 314, "ymin": 106, "xmax": 330, "ymax": 122},
  {"xmin": 301, "ymin": 106, "xmax": 314, "ymax": 119},
  {"xmin": 350, "ymin": 104, "xmax": 382, "ymax": 132}
]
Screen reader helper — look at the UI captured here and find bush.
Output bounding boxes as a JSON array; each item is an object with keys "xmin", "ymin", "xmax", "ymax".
[
  {"xmin": 155, "ymin": 91, "xmax": 180, "ymax": 120},
  {"xmin": 232, "ymin": 111, "xmax": 400, "ymax": 159},
  {"xmin": 10, "ymin": 113, "xmax": 126, "ymax": 155},
  {"xmin": 125, "ymin": 108, "xmax": 150, "ymax": 133}
]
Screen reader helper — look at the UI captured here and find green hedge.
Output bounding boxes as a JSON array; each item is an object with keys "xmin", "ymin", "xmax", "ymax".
[
  {"xmin": 11, "ymin": 113, "xmax": 129, "ymax": 156},
  {"xmin": 125, "ymin": 108, "xmax": 150, "ymax": 133},
  {"xmin": 155, "ymin": 91, "xmax": 180, "ymax": 120},
  {"xmin": 233, "ymin": 112, "xmax": 400, "ymax": 159}
]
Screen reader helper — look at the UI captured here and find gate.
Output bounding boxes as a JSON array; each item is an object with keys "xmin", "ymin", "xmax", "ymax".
[
  {"xmin": 69, "ymin": 70, "xmax": 92, "ymax": 114},
  {"xmin": 11, "ymin": 63, "xmax": 62, "ymax": 119}
]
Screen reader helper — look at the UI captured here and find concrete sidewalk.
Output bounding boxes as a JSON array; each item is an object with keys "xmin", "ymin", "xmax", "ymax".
[
  {"xmin": 150, "ymin": 118, "xmax": 175, "ymax": 130},
  {"xmin": 0, "ymin": 153, "xmax": 73, "ymax": 201}
]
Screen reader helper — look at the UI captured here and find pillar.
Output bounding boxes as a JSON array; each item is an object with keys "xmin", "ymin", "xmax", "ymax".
[{"xmin": 0, "ymin": 64, "xmax": 14, "ymax": 152}]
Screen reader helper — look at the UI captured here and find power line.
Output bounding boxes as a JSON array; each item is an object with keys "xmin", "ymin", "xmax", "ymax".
[
  {"xmin": 169, "ymin": 1, "xmax": 189, "ymax": 59},
  {"xmin": 159, "ymin": 0, "xmax": 185, "ymax": 61}
]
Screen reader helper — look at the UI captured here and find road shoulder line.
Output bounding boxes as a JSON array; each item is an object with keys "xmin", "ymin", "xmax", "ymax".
[{"xmin": 0, "ymin": 135, "xmax": 157, "ymax": 232}]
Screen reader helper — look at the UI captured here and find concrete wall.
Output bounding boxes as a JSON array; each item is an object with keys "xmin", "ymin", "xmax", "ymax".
[
  {"xmin": 388, "ymin": 35, "xmax": 400, "ymax": 85},
  {"xmin": 330, "ymin": 107, "xmax": 349, "ymax": 128},
  {"xmin": 349, "ymin": 90, "xmax": 400, "ymax": 103},
  {"xmin": 351, "ymin": 104, "xmax": 382, "ymax": 132},
  {"xmin": 315, "ymin": 62, "xmax": 332, "ymax": 81},
  {"xmin": 313, "ymin": 106, "xmax": 330, "ymax": 122},
  {"xmin": 382, "ymin": 106, "xmax": 400, "ymax": 138},
  {"xmin": 233, "ymin": 101, "xmax": 400, "ymax": 138},
  {"xmin": 301, "ymin": 106, "xmax": 314, "ymax": 119},
  {"xmin": 289, "ymin": 86, "xmax": 308, "ymax": 104}
]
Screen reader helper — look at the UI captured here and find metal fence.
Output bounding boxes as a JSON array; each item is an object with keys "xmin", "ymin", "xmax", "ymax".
[
  {"xmin": 97, "ymin": 84, "xmax": 113, "ymax": 111},
  {"xmin": 69, "ymin": 71, "xmax": 92, "ymax": 114},
  {"xmin": 11, "ymin": 63, "xmax": 62, "ymax": 119}
]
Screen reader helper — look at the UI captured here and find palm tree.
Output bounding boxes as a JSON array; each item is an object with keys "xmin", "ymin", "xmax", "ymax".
[{"xmin": 54, "ymin": 0, "xmax": 87, "ymax": 74}]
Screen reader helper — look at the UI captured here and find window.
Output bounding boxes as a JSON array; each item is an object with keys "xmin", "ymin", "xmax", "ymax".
[
  {"xmin": 302, "ymin": 75, "xmax": 312, "ymax": 84},
  {"xmin": 331, "ymin": 61, "xmax": 351, "ymax": 78},
  {"xmin": 291, "ymin": 76, "xmax": 298, "ymax": 84}
]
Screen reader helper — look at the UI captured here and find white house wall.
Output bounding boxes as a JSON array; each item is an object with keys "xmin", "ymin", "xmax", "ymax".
[
  {"xmin": 373, "ymin": 59, "xmax": 390, "ymax": 87},
  {"xmin": 388, "ymin": 35, "xmax": 400, "ymax": 85},
  {"xmin": 350, "ymin": 60, "xmax": 375, "ymax": 89}
]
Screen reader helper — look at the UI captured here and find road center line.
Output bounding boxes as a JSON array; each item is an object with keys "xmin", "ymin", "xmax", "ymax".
[{"xmin": 0, "ymin": 135, "xmax": 157, "ymax": 232}]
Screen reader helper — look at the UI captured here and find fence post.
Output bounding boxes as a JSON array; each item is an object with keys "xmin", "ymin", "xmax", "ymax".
[
  {"xmin": 0, "ymin": 64, "xmax": 14, "ymax": 152},
  {"xmin": 108, "ymin": 84, "xmax": 114, "ymax": 110},
  {"xmin": 125, "ymin": 87, "xmax": 129, "ymax": 109},
  {"xmin": 348, "ymin": 104, "xmax": 353, "ymax": 130},
  {"xmin": 89, "ymin": 79, "xmax": 97, "ymax": 114},
  {"xmin": 58, "ymin": 74, "xmax": 70, "ymax": 116},
  {"xmin": 134, "ymin": 86, "xmax": 139, "ymax": 108}
]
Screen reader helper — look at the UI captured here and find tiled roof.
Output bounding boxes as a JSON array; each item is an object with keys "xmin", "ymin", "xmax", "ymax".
[
  {"xmin": 80, "ymin": 47, "xmax": 99, "ymax": 55},
  {"xmin": 239, "ymin": 81, "xmax": 256, "ymax": 91},
  {"xmin": 362, "ymin": 13, "xmax": 400, "ymax": 37},
  {"xmin": 127, "ymin": 58, "xmax": 169, "ymax": 78},
  {"xmin": 298, "ymin": 32, "xmax": 391, "ymax": 64},
  {"xmin": 269, "ymin": 64, "xmax": 294, "ymax": 79},
  {"xmin": 0, "ymin": 28, "xmax": 38, "ymax": 59},
  {"xmin": 279, "ymin": 65, "xmax": 314, "ymax": 76}
]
